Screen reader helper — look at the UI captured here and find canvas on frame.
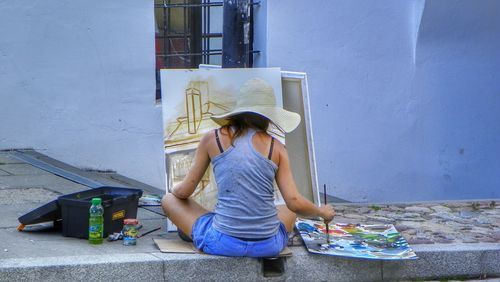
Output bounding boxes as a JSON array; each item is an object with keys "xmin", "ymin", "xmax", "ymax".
[
  {"xmin": 281, "ymin": 72, "xmax": 320, "ymax": 205},
  {"xmin": 296, "ymin": 218, "xmax": 418, "ymax": 260},
  {"xmin": 160, "ymin": 68, "xmax": 284, "ymax": 210}
]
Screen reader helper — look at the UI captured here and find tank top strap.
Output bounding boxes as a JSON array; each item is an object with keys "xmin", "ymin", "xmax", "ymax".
[
  {"xmin": 214, "ymin": 128, "xmax": 224, "ymax": 153},
  {"xmin": 267, "ymin": 137, "xmax": 275, "ymax": 160}
]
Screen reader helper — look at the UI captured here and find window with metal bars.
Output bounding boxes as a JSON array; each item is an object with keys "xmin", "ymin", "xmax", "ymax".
[{"xmin": 155, "ymin": 0, "xmax": 254, "ymax": 100}]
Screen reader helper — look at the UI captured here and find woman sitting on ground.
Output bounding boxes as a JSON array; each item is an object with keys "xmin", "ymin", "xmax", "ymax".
[{"xmin": 162, "ymin": 78, "xmax": 335, "ymax": 257}]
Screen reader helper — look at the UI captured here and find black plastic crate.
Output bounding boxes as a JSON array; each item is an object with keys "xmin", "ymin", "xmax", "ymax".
[{"xmin": 58, "ymin": 187, "xmax": 143, "ymax": 239}]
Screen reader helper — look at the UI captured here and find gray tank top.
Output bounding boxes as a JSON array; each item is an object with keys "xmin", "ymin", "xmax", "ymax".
[{"xmin": 211, "ymin": 128, "xmax": 280, "ymax": 239}]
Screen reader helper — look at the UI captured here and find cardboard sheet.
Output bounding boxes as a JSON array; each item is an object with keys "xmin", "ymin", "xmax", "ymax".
[
  {"xmin": 153, "ymin": 238, "xmax": 293, "ymax": 257},
  {"xmin": 278, "ymin": 247, "xmax": 293, "ymax": 257},
  {"xmin": 153, "ymin": 238, "xmax": 198, "ymax": 253}
]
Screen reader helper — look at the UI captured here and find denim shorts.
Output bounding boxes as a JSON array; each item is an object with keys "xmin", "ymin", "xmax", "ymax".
[{"xmin": 191, "ymin": 213, "xmax": 288, "ymax": 257}]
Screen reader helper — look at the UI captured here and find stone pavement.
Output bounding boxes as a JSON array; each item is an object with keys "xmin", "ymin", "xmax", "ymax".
[
  {"xmin": 0, "ymin": 150, "xmax": 499, "ymax": 281},
  {"xmin": 331, "ymin": 200, "xmax": 500, "ymax": 245}
]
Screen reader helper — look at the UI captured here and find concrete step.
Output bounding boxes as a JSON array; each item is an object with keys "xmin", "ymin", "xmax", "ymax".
[{"xmin": 1, "ymin": 243, "xmax": 499, "ymax": 281}]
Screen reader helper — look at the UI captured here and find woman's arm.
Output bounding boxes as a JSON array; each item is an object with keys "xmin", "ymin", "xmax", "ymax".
[
  {"xmin": 275, "ymin": 144, "xmax": 335, "ymax": 222},
  {"xmin": 170, "ymin": 133, "xmax": 211, "ymax": 199}
]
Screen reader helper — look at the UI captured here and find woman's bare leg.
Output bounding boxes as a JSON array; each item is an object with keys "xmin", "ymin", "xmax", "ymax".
[
  {"xmin": 161, "ymin": 193, "xmax": 209, "ymax": 239},
  {"xmin": 277, "ymin": 204, "xmax": 296, "ymax": 233}
]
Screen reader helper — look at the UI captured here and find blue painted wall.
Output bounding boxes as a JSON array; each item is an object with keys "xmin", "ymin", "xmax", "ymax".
[
  {"xmin": 1, "ymin": 0, "xmax": 498, "ymax": 201},
  {"xmin": 256, "ymin": 0, "xmax": 500, "ymax": 202}
]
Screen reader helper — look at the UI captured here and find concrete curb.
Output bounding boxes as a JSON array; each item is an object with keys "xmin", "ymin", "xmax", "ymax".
[
  {"xmin": 0, "ymin": 254, "xmax": 163, "ymax": 281},
  {"xmin": 383, "ymin": 243, "xmax": 500, "ymax": 281},
  {"xmin": 1, "ymin": 244, "xmax": 499, "ymax": 281}
]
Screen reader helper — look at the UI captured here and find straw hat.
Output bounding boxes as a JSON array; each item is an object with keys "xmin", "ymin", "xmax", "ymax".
[{"xmin": 210, "ymin": 78, "xmax": 301, "ymax": 133}]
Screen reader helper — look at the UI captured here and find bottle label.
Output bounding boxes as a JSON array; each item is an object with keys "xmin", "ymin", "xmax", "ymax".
[
  {"xmin": 123, "ymin": 225, "xmax": 138, "ymax": 246},
  {"xmin": 89, "ymin": 224, "xmax": 103, "ymax": 238},
  {"xmin": 123, "ymin": 236, "xmax": 137, "ymax": 246},
  {"xmin": 123, "ymin": 228, "xmax": 138, "ymax": 238}
]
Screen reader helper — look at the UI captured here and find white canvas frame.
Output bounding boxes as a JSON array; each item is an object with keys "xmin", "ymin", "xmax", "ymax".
[{"xmin": 281, "ymin": 71, "xmax": 320, "ymax": 205}]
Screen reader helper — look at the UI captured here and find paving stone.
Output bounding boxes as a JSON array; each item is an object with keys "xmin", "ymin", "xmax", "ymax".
[
  {"xmin": 432, "ymin": 212, "xmax": 458, "ymax": 221},
  {"xmin": 435, "ymin": 238, "xmax": 454, "ymax": 244},
  {"xmin": 398, "ymin": 220, "xmax": 424, "ymax": 229},
  {"xmin": 405, "ymin": 206, "xmax": 432, "ymax": 213},
  {"xmin": 343, "ymin": 214, "xmax": 366, "ymax": 220},
  {"xmin": 0, "ymin": 164, "xmax": 51, "ymax": 175},
  {"xmin": 432, "ymin": 231, "xmax": 446, "ymax": 236},
  {"xmin": 357, "ymin": 207, "xmax": 371, "ymax": 214},
  {"xmin": 0, "ymin": 187, "xmax": 61, "ymax": 205},
  {"xmin": 366, "ymin": 215, "xmax": 394, "ymax": 223},
  {"xmin": 0, "ymin": 174, "xmax": 88, "ymax": 193},
  {"xmin": 462, "ymin": 237, "xmax": 479, "ymax": 243},
  {"xmin": 405, "ymin": 229, "xmax": 417, "ymax": 235},
  {"xmin": 422, "ymin": 214, "xmax": 435, "ymax": 220},
  {"xmin": 400, "ymin": 217, "xmax": 426, "ymax": 222},
  {"xmin": 459, "ymin": 211, "xmax": 479, "ymax": 218},
  {"xmin": 394, "ymin": 224, "xmax": 410, "ymax": 231},
  {"xmin": 0, "ymin": 153, "xmax": 24, "ymax": 164},
  {"xmin": 492, "ymin": 231, "xmax": 500, "ymax": 241},
  {"xmin": 402, "ymin": 212, "xmax": 421, "ymax": 218},
  {"xmin": 476, "ymin": 216, "xmax": 493, "ymax": 224},
  {"xmin": 0, "ymin": 203, "xmax": 43, "ymax": 228},
  {"xmin": 416, "ymin": 231, "xmax": 430, "ymax": 240},
  {"xmin": 443, "ymin": 234, "xmax": 456, "ymax": 240},
  {"xmin": 471, "ymin": 226, "xmax": 493, "ymax": 234},
  {"xmin": 431, "ymin": 205, "xmax": 452, "ymax": 213},
  {"xmin": 407, "ymin": 238, "xmax": 434, "ymax": 244},
  {"xmin": 479, "ymin": 237, "xmax": 498, "ymax": 243}
]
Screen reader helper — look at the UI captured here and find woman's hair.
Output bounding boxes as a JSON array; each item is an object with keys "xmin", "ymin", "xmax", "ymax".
[{"xmin": 222, "ymin": 113, "xmax": 270, "ymax": 145}]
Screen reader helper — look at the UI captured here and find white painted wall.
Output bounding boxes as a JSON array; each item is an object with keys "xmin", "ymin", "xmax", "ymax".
[
  {"xmin": 0, "ymin": 1, "xmax": 166, "ymax": 189},
  {"xmin": 257, "ymin": 0, "xmax": 500, "ymax": 202}
]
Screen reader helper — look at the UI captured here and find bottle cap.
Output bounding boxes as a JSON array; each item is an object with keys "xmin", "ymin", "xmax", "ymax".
[
  {"xmin": 91, "ymin": 198, "xmax": 102, "ymax": 205},
  {"xmin": 124, "ymin": 218, "xmax": 139, "ymax": 225}
]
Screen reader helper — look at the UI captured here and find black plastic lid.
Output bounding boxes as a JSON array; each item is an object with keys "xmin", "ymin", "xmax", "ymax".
[{"xmin": 18, "ymin": 199, "xmax": 61, "ymax": 225}]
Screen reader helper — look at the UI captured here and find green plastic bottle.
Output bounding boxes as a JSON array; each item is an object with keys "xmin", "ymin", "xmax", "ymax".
[{"xmin": 88, "ymin": 197, "xmax": 104, "ymax": 244}]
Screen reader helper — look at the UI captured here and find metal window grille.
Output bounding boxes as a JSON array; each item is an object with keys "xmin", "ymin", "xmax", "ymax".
[{"xmin": 155, "ymin": 0, "xmax": 253, "ymax": 100}]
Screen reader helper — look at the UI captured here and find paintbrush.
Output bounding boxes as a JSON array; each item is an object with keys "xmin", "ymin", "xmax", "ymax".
[
  {"xmin": 138, "ymin": 227, "xmax": 162, "ymax": 238},
  {"xmin": 323, "ymin": 184, "xmax": 330, "ymax": 244}
]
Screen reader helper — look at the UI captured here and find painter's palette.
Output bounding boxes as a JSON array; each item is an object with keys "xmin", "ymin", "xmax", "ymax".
[{"xmin": 296, "ymin": 218, "xmax": 418, "ymax": 260}]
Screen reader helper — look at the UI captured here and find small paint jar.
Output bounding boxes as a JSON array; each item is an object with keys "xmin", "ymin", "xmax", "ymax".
[{"xmin": 122, "ymin": 218, "xmax": 139, "ymax": 246}]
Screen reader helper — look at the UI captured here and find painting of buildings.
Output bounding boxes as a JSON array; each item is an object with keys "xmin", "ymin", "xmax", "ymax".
[{"xmin": 161, "ymin": 68, "xmax": 283, "ymax": 209}]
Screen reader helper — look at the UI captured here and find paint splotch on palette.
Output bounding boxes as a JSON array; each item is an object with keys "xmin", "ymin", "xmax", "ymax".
[{"xmin": 296, "ymin": 218, "xmax": 418, "ymax": 260}]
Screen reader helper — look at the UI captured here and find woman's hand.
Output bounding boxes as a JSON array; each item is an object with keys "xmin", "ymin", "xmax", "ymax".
[
  {"xmin": 319, "ymin": 204, "xmax": 335, "ymax": 223},
  {"xmin": 170, "ymin": 133, "xmax": 211, "ymax": 199}
]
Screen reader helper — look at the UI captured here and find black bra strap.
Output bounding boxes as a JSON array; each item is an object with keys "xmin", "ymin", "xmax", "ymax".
[
  {"xmin": 215, "ymin": 129, "xmax": 224, "ymax": 153},
  {"xmin": 268, "ymin": 137, "xmax": 275, "ymax": 160}
]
